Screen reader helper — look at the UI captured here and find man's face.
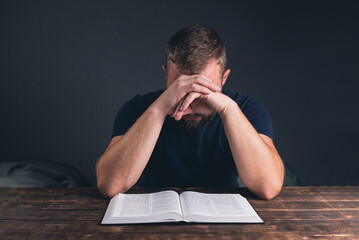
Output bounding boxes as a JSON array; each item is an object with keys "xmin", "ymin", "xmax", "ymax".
[{"xmin": 163, "ymin": 59, "xmax": 227, "ymax": 130}]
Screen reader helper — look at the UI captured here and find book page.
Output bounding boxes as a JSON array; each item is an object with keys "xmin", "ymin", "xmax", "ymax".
[
  {"xmin": 180, "ymin": 191, "xmax": 249, "ymax": 217},
  {"xmin": 102, "ymin": 190, "xmax": 262, "ymax": 224},
  {"xmin": 112, "ymin": 190, "xmax": 182, "ymax": 217}
]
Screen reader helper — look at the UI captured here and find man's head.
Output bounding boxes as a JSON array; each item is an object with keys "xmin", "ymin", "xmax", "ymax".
[
  {"xmin": 165, "ymin": 25, "xmax": 227, "ymax": 77},
  {"xmin": 162, "ymin": 25, "xmax": 231, "ymax": 130}
]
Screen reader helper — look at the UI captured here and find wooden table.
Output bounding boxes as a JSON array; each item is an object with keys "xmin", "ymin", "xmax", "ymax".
[{"xmin": 0, "ymin": 186, "xmax": 358, "ymax": 239}]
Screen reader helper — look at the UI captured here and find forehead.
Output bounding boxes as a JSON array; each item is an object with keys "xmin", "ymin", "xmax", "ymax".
[{"xmin": 168, "ymin": 59, "xmax": 222, "ymax": 82}]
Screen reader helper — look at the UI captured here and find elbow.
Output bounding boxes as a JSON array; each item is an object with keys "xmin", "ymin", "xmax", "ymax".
[
  {"xmin": 97, "ymin": 181, "xmax": 130, "ymax": 198},
  {"xmin": 255, "ymin": 180, "xmax": 283, "ymax": 200},
  {"xmin": 257, "ymin": 163, "xmax": 285, "ymax": 200},
  {"xmin": 96, "ymin": 161, "xmax": 132, "ymax": 198},
  {"xmin": 257, "ymin": 187, "xmax": 281, "ymax": 200},
  {"xmin": 97, "ymin": 181, "xmax": 115, "ymax": 198},
  {"xmin": 97, "ymin": 172, "xmax": 132, "ymax": 198}
]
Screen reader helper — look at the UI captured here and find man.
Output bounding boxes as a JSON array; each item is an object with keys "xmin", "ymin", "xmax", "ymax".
[{"xmin": 96, "ymin": 25, "xmax": 284, "ymax": 200}]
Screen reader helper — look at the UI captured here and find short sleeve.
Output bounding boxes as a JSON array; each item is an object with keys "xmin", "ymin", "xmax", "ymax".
[
  {"xmin": 112, "ymin": 95, "xmax": 148, "ymax": 138},
  {"xmin": 238, "ymin": 97, "xmax": 274, "ymax": 140}
]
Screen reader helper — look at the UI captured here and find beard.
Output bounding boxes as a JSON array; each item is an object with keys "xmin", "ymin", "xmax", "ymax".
[{"xmin": 179, "ymin": 112, "xmax": 216, "ymax": 131}]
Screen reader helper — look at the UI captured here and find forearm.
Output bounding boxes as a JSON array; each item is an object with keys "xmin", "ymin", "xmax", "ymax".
[
  {"xmin": 96, "ymin": 103, "xmax": 166, "ymax": 197},
  {"xmin": 220, "ymin": 99, "xmax": 284, "ymax": 200}
]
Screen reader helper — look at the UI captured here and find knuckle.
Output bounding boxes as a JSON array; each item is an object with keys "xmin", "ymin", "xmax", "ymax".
[
  {"xmin": 177, "ymin": 82, "xmax": 184, "ymax": 90},
  {"xmin": 200, "ymin": 86, "xmax": 207, "ymax": 92}
]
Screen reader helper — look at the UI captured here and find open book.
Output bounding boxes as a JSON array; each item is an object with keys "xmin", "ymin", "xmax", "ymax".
[{"xmin": 102, "ymin": 190, "xmax": 263, "ymax": 224}]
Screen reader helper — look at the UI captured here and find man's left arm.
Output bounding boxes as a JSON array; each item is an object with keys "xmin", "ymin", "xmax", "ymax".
[
  {"xmin": 218, "ymin": 94, "xmax": 284, "ymax": 200},
  {"xmin": 177, "ymin": 91, "xmax": 284, "ymax": 200}
]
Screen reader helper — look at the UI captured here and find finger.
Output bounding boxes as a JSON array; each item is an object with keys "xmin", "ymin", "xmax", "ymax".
[
  {"xmin": 194, "ymin": 75, "xmax": 221, "ymax": 92},
  {"xmin": 186, "ymin": 83, "xmax": 214, "ymax": 95},
  {"xmin": 172, "ymin": 93, "xmax": 188, "ymax": 117},
  {"xmin": 172, "ymin": 101, "xmax": 182, "ymax": 118},
  {"xmin": 204, "ymin": 76, "xmax": 222, "ymax": 91},
  {"xmin": 173, "ymin": 101, "xmax": 182, "ymax": 117},
  {"xmin": 175, "ymin": 109, "xmax": 185, "ymax": 121},
  {"xmin": 181, "ymin": 75, "xmax": 219, "ymax": 93},
  {"xmin": 179, "ymin": 92, "xmax": 202, "ymax": 113},
  {"xmin": 174, "ymin": 97, "xmax": 188, "ymax": 120}
]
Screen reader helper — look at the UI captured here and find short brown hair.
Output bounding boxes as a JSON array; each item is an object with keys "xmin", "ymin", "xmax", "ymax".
[{"xmin": 165, "ymin": 25, "xmax": 227, "ymax": 75}]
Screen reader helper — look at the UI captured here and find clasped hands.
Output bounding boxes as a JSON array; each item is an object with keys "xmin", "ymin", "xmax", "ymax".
[{"xmin": 155, "ymin": 74, "xmax": 232, "ymax": 121}]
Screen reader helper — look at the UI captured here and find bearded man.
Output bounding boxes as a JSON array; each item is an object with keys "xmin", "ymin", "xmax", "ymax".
[{"xmin": 96, "ymin": 25, "xmax": 284, "ymax": 200}]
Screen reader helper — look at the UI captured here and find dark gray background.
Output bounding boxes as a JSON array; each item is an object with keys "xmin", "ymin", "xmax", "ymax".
[{"xmin": 1, "ymin": 0, "xmax": 358, "ymax": 186}]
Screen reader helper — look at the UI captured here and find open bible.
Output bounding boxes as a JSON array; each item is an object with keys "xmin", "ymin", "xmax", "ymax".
[{"xmin": 101, "ymin": 190, "xmax": 263, "ymax": 224}]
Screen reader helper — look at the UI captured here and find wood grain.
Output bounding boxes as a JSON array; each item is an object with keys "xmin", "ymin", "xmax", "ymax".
[{"xmin": 0, "ymin": 187, "xmax": 358, "ymax": 239}]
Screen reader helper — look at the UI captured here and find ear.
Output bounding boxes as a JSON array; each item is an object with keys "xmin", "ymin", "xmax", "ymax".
[
  {"xmin": 162, "ymin": 65, "xmax": 168, "ymax": 80},
  {"xmin": 221, "ymin": 69, "xmax": 231, "ymax": 86}
]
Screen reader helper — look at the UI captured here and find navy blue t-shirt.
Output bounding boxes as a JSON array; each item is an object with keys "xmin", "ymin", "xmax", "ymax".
[{"xmin": 112, "ymin": 89, "xmax": 273, "ymax": 188}]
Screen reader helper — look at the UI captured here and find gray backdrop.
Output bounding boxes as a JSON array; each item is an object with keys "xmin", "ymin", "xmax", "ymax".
[{"xmin": 1, "ymin": 0, "xmax": 358, "ymax": 186}]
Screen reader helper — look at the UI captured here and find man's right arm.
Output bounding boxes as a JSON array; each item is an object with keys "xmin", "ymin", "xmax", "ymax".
[
  {"xmin": 96, "ymin": 103, "xmax": 166, "ymax": 198},
  {"xmin": 96, "ymin": 75, "xmax": 220, "ymax": 198}
]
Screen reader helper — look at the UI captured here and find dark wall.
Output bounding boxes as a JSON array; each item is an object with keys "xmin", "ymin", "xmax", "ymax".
[{"xmin": 1, "ymin": 0, "xmax": 358, "ymax": 186}]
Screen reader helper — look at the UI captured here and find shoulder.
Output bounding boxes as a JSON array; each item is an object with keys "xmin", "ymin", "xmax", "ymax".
[
  {"xmin": 223, "ymin": 89, "xmax": 273, "ymax": 139},
  {"xmin": 115, "ymin": 89, "xmax": 164, "ymax": 119},
  {"xmin": 111, "ymin": 90, "xmax": 164, "ymax": 137},
  {"xmin": 223, "ymin": 89, "xmax": 265, "ymax": 112},
  {"xmin": 126, "ymin": 89, "xmax": 164, "ymax": 107}
]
